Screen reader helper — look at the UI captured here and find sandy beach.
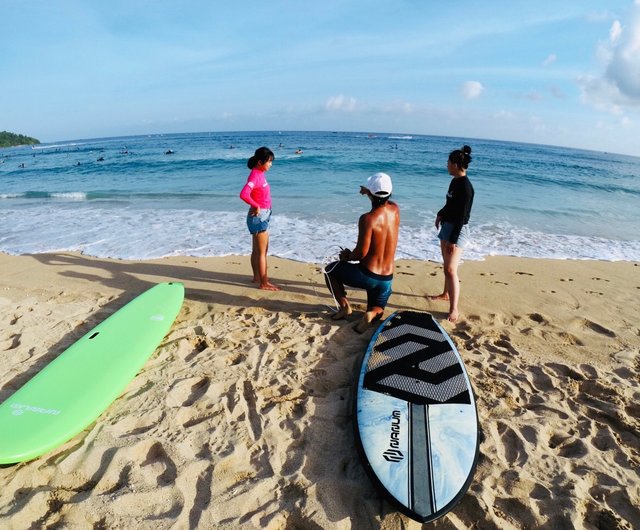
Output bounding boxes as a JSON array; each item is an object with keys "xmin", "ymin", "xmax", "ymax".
[{"xmin": 0, "ymin": 252, "xmax": 638, "ymax": 529}]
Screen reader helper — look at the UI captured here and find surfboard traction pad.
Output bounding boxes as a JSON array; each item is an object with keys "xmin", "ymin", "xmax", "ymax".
[
  {"xmin": 364, "ymin": 310, "xmax": 472, "ymax": 406},
  {"xmin": 355, "ymin": 310, "xmax": 479, "ymax": 523}
]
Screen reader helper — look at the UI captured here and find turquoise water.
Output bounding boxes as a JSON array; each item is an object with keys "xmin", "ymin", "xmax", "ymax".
[{"xmin": 1, "ymin": 131, "xmax": 639, "ymax": 262}]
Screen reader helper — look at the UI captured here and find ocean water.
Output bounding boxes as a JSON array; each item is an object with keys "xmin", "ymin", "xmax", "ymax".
[{"xmin": 1, "ymin": 131, "xmax": 639, "ymax": 263}]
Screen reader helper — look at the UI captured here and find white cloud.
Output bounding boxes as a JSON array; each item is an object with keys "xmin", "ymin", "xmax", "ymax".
[
  {"xmin": 593, "ymin": 115, "xmax": 632, "ymax": 133},
  {"xmin": 460, "ymin": 81, "xmax": 484, "ymax": 100},
  {"xmin": 578, "ymin": 74, "xmax": 625, "ymax": 113},
  {"xmin": 610, "ymin": 20, "xmax": 623, "ymax": 42},
  {"xmin": 543, "ymin": 53, "xmax": 557, "ymax": 66},
  {"xmin": 325, "ymin": 95, "xmax": 358, "ymax": 112},
  {"xmin": 605, "ymin": 17, "xmax": 640, "ymax": 100},
  {"xmin": 579, "ymin": 3, "xmax": 640, "ymax": 111}
]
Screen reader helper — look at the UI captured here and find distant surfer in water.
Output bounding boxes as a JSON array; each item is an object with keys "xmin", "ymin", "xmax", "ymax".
[
  {"xmin": 325, "ymin": 172, "xmax": 400, "ymax": 332},
  {"xmin": 240, "ymin": 146, "xmax": 280, "ymax": 291},
  {"xmin": 429, "ymin": 145, "xmax": 475, "ymax": 323}
]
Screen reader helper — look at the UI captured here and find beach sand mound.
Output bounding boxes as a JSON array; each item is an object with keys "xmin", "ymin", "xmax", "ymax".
[{"xmin": 0, "ymin": 254, "xmax": 638, "ymax": 529}]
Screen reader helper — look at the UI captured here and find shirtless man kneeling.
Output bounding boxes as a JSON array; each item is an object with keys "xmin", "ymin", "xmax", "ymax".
[{"xmin": 325, "ymin": 172, "xmax": 400, "ymax": 333}]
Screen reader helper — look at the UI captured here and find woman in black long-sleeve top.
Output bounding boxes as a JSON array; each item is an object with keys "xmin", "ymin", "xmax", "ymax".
[{"xmin": 429, "ymin": 145, "xmax": 474, "ymax": 323}]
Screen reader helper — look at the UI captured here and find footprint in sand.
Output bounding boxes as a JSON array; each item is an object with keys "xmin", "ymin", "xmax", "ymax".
[
  {"xmin": 166, "ymin": 376, "xmax": 211, "ymax": 408},
  {"xmin": 492, "ymin": 337, "xmax": 520, "ymax": 356},
  {"xmin": 528, "ymin": 313, "xmax": 548, "ymax": 324},
  {"xmin": 497, "ymin": 421, "xmax": 529, "ymax": 466},
  {"xmin": 528, "ymin": 365, "xmax": 556, "ymax": 392},
  {"xmin": 141, "ymin": 441, "xmax": 178, "ymax": 486},
  {"xmin": 1, "ymin": 333, "xmax": 21, "ymax": 350},
  {"xmin": 557, "ymin": 438, "xmax": 588, "ymax": 459}
]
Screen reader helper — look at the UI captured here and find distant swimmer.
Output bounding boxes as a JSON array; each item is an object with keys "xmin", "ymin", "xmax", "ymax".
[
  {"xmin": 165, "ymin": 150, "xmax": 174, "ymax": 155},
  {"xmin": 295, "ymin": 148, "xmax": 303, "ymax": 154},
  {"xmin": 18, "ymin": 163, "xmax": 25, "ymax": 168},
  {"xmin": 97, "ymin": 157, "xmax": 104, "ymax": 162}
]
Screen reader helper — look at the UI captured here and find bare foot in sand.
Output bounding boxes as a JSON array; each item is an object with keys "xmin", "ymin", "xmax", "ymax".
[
  {"xmin": 354, "ymin": 310, "xmax": 383, "ymax": 333},
  {"xmin": 331, "ymin": 305, "xmax": 352, "ymax": 320},
  {"xmin": 259, "ymin": 282, "xmax": 280, "ymax": 291},
  {"xmin": 428, "ymin": 293, "xmax": 450, "ymax": 301},
  {"xmin": 447, "ymin": 309, "xmax": 460, "ymax": 323}
]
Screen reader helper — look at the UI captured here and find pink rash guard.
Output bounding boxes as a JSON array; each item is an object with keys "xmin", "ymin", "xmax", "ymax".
[{"xmin": 239, "ymin": 169, "xmax": 272, "ymax": 209}]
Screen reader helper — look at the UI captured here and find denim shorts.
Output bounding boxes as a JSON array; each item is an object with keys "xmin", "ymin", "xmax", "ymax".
[
  {"xmin": 438, "ymin": 222, "xmax": 470, "ymax": 248},
  {"xmin": 246, "ymin": 208, "xmax": 272, "ymax": 234},
  {"xmin": 326, "ymin": 261, "xmax": 393, "ymax": 309}
]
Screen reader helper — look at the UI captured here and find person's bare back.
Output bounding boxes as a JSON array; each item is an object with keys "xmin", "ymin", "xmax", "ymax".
[{"xmin": 359, "ymin": 201, "xmax": 400, "ymax": 276}]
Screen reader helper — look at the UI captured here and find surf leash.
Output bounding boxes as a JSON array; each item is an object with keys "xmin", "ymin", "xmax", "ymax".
[{"xmin": 315, "ymin": 245, "xmax": 343, "ymax": 312}]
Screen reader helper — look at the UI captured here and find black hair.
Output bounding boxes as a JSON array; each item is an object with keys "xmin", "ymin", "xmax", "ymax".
[
  {"xmin": 247, "ymin": 146, "xmax": 275, "ymax": 169},
  {"xmin": 371, "ymin": 195, "xmax": 390, "ymax": 208},
  {"xmin": 448, "ymin": 145, "xmax": 472, "ymax": 169}
]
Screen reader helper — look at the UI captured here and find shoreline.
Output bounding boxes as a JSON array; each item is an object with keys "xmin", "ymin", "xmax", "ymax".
[{"xmin": 1, "ymin": 252, "xmax": 638, "ymax": 528}]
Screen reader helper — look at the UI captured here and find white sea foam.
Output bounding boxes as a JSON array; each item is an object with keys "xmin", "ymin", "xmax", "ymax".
[
  {"xmin": 31, "ymin": 142, "xmax": 84, "ymax": 150},
  {"xmin": 50, "ymin": 192, "xmax": 87, "ymax": 200},
  {"xmin": 1, "ymin": 207, "xmax": 638, "ymax": 262}
]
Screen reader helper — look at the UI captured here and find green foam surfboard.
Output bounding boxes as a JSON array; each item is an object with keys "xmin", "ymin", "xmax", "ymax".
[{"xmin": 0, "ymin": 282, "xmax": 184, "ymax": 464}]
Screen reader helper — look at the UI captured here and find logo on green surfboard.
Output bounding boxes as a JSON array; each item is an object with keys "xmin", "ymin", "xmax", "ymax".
[{"xmin": 10, "ymin": 403, "xmax": 61, "ymax": 416}]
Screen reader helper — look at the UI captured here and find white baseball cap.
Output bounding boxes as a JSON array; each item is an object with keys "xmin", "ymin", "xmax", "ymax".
[{"xmin": 365, "ymin": 172, "xmax": 393, "ymax": 197}]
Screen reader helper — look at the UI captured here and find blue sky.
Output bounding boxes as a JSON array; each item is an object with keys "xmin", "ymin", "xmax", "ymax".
[{"xmin": 2, "ymin": 1, "xmax": 640, "ymax": 155}]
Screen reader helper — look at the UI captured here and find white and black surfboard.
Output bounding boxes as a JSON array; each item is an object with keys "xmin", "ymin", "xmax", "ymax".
[{"xmin": 354, "ymin": 310, "xmax": 479, "ymax": 523}]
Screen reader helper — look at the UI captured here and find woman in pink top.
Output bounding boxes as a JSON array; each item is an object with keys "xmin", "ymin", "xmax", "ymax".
[{"xmin": 239, "ymin": 147, "xmax": 279, "ymax": 291}]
